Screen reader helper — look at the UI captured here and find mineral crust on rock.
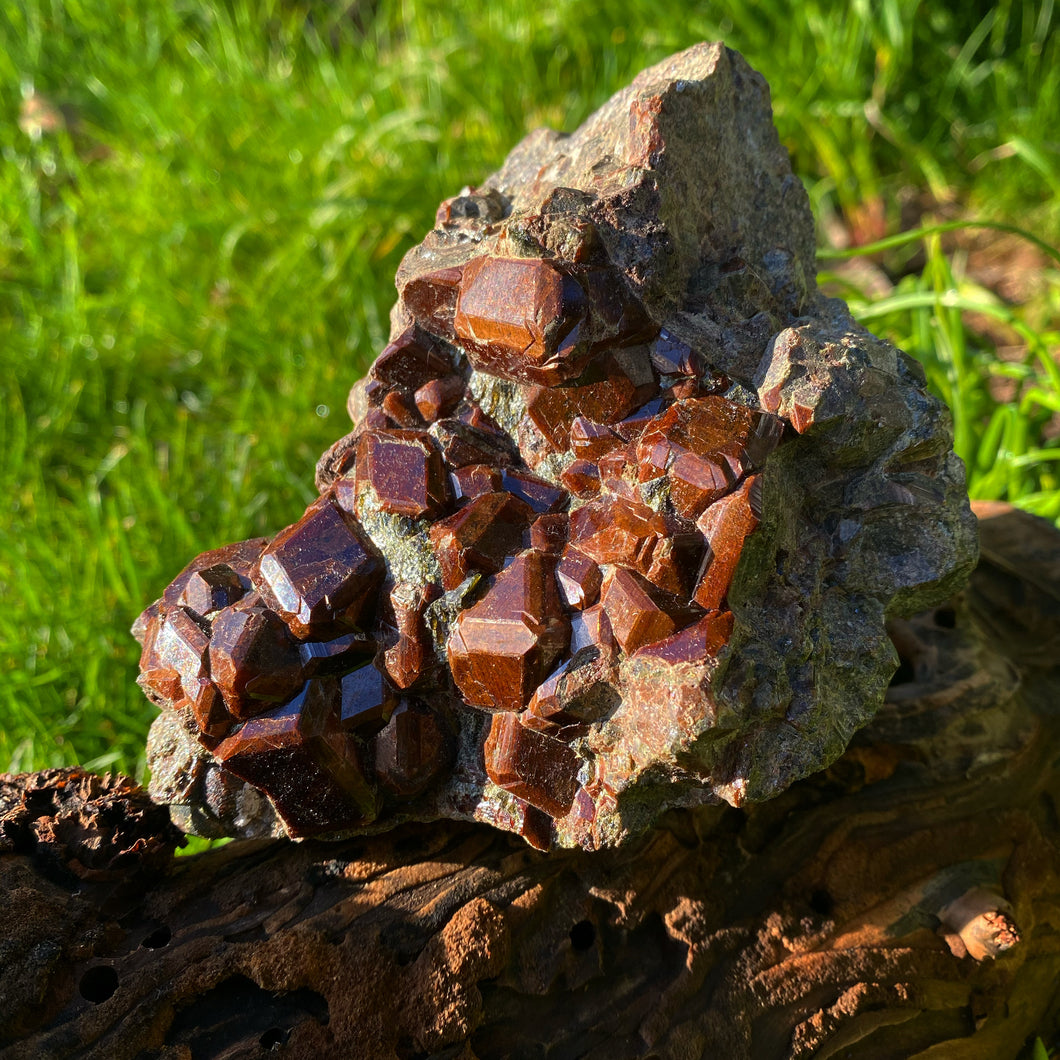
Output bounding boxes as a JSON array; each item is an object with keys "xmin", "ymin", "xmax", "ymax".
[{"xmin": 141, "ymin": 42, "xmax": 976, "ymax": 850}]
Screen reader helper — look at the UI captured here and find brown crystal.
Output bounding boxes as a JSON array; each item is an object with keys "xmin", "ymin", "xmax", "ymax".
[
  {"xmin": 523, "ymin": 645, "xmax": 617, "ymax": 733},
  {"xmin": 161, "ymin": 538, "xmax": 267, "ymax": 610},
  {"xmin": 499, "ymin": 467, "xmax": 567, "ymax": 514},
  {"xmin": 372, "ymin": 700, "xmax": 451, "ymax": 797},
  {"xmin": 449, "ymin": 463, "xmax": 503, "ymax": 503},
  {"xmin": 383, "ymin": 582, "xmax": 435, "ymax": 690},
  {"xmin": 636, "ymin": 397, "xmax": 782, "ymax": 519},
  {"xmin": 414, "ymin": 375, "xmax": 465, "ymax": 423},
  {"xmin": 596, "ymin": 444, "xmax": 637, "ymax": 497},
  {"xmin": 179, "ymin": 563, "xmax": 246, "ymax": 618},
  {"xmin": 554, "ymin": 547, "xmax": 602, "ymax": 611},
  {"xmin": 600, "ymin": 568, "xmax": 677, "ymax": 654},
  {"xmin": 484, "ymin": 711, "xmax": 579, "ymax": 817},
  {"xmin": 256, "ymin": 495, "xmax": 384, "ymax": 640},
  {"xmin": 568, "ymin": 495, "xmax": 666, "ymax": 575},
  {"xmin": 559, "ymin": 459, "xmax": 601, "ymax": 498},
  {"xmin": 430, "ymin": 416, "xmax": 518, "ymax": 469},
  {"xmin": 149, "ymin": 608, "xmax": 228, "ymax": 738},
  {"xmin": 339, "ymin": 662, "xmax": 396, "ymax": 735},
  {"xmin": 208, "ymin": 601, "xmax": 305, "ymax": 720},
  {"xmin": 528, "ymin": 512, "xmax": 569, "ymax": 555},
  {"xmin": 523, "ymin": 352, "xmax": 656, "ymax": 451},
  {"xmin": 400, "ymin": 268, "xmax": 464, "ymax": 341},
  {"xmin": 569, "ymin": 603, "xmax": 617, "ymax": 657},
  {"xmin": 570, "ymin": 416, "xmax": 623, "ymax": 461},
  {"xmin": 448, "ymin": 551, "xmax": 570, "ymax": 712},
  {"xmin": 649, "ymin": 330, "xmax": 701, "ymax": 377},
  {"xmin": 352, "ymin": 428, "xmax": 450, "ymax": 520},
  {"xmin": 380, "ymin": 389, "xmax": 423, "ymax": 428},
  {"xmin": 136, "ymin": 611, "xmax": 183, "ymax": 706},
  {"xmin": 453, "ymin": 256, "xmax": 589, "ymax": 386},
  {"xmin": 428, "ymin": 490, "xmax": 533, "ymax": 590},
  {"xmin": 370, "ymin": 325, "xmax": 453, "ymax": 390},
  {"xmin": 632, "ymin": 610, "xmax": 735, "ymax": 663},
  {"xmin": 693, "ymin": 475, "xmax": 761, "ymax": 611},
  {"xmin": 298, "ymin": 631, "xmax": 376, "ymax": 678},
  {"xmin": 214, "ymin": 680, "xmax": 376, "ymax": 837},
  {"xmin": 643, "ymin": 532, "xmax": 704, "ymax": 598}
]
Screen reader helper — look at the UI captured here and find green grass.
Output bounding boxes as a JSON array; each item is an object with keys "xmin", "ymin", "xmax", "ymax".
[{"xmin": 1, "ymin": 0, "xmax": 1057, "ymax": 781}]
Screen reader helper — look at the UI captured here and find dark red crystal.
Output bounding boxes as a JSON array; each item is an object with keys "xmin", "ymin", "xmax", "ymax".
[
  {"xmin": 352, "ymin": 428, "xmax": 450, "ymax": 520},
  {"xmin": 499, "ymin": 467, "xmax": 567, "ymax": 514},
  {"xmin": 162, "ymin": 538, "xmax": 267, "ymax": 610},
  {"xmin": 632, "ymin": 610, "xmax": 735, "ymax": 663},
  {"xmin": 208, "ymin": 601, "xmax": 305, "ymax": 720},
  {"xmin": 559, "ymin": 459, "xmax": 601, "ymax": 498},
  {"xmin": 370, "ymin": 325, "xmax": 453, "ymax": 390},
  {"xmin": 568, "ymin": 495, "xmax": 667, "ymax": 576},
  {"xmin": 144, "ymin": 608, "xmax": 229, "ymax": 738},
  {"xmin": 214, "ymin": 680, "xmax": 376, "ymax": 837},
  {"xmin": 400, "ymin": 268, "xmax": 464, "ymax": 341},
  {"xmin": 431, "ymin": 416, "xmax": 518, "ymax": 469},
  {"xmin": 179, "ymin": 563, "xmax": 246, "ymax": 618},
  {"xmin": 554, "ymin": 547, "xmax": 602, "ymax": 611},
  {"xmin": 454, "ymin": 256, "xmax": 589, "ymax": 386},
  {"xmin": 414, "ymin": 375, "xmax": 466, "ymax": 423},
  {"xmin": 448, "ymin": 551, "xmax": 570, "ymax": 712},
  {"xmin": 339, "ymin": 662, "xmax": 396, "ymax": 734},
  {"xmin": 372, "ymin": 700, "xmax": 451, "ymax": 797},
  {"xmin": 484, "ymin": 712, "xmax": 580, "ymax": 817},
  {"xmin": 693, "ymin": 475, "xmax": 761, "ymax": 610},
  {"xmin": 636, "ymin": 397, "xmax": 782, "ymax": 519},
  {"xmin": 429, "ymin": 490, "xmax": 533, "ymax": 590},
  {"xmin": 298, "ymin": 631, "xmax": 376, "ymax": 678},
  {"xmin": 449, "ymin": 463, "xmax": 503, "ymax": 503},
  {"xmin": 600, "ymin": 568, "xmax": 678, "ymax": 654},
  {"xmin": 383, "ymin": 582, "xmax": 435, "ymax": 690},
  {"xmin": 528, "ymin": 512, "xmax": 569, "ymax": 554},
  {"xmin": 523, "ymin": 352, "xmax": 655, "ymax": 451},
  {"xmin": 256, "ymin": 495, "xmax": 383, "ymax": 640}
]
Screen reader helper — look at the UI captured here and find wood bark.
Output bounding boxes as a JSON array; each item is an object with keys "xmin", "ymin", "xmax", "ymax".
[{"xmin": 2, "ymin": 501, "xmax": 1059, "ymax": 1060}]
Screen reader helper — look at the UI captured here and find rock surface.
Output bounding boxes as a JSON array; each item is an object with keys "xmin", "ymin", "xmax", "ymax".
[{"xmin": 141, "ymin": 42, "xmax": 977, "ymax": 850}]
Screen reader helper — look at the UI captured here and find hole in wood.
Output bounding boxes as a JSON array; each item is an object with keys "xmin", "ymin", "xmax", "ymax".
[
  {"xmin": 569, "ymin": 919, "xmax": 596, "ymax": 951},
  {"xmin": 141, "ymin": 925, "xmax": 172, "ymax": 949},
  {"xmin": 810, "ymin": 889, "xmax": 835, "ymax": 916},
  {"xmin": 79, "ymin": 966, "xmax": 119, "ymax": 1004},
  {"xmin": 260, "ymin": 1027, "xmax": 288, "ymax": 1049}
]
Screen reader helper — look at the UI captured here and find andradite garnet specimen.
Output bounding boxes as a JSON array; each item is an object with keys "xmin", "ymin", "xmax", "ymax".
[{"xmin": 142, "ymin": 45, "xmax": 974, "ymax": 852}]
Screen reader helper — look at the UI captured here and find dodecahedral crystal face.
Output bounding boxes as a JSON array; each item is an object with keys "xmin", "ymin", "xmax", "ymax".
[{"xmin": 142, "ymin": 43, "xmax": 977, "ymax": 851}]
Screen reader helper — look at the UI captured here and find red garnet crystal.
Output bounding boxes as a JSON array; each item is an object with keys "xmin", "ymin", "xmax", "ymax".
[
  {"xmin": 448, "ymin": 551, "xmax": 570, "ymax": 712},
  {"xmin": 352, "ymin": 428, "xmax": 450, "ymax": 520},
  {"xmin": 214, "ymin": 680, "xmax": 377, "ymax": 837},
  {"xmin": 484, "ymin": 712, "xmax": 580, "ymax": 818},
  {"xmin": 453, "ymin": 256, "xmax": 589, "ymax": 386},
  {"xmin": 143, "ymin": 43, "xmax": 975, "ymax": 852},
  {"xmin": 256, "ymin": 496, "xmax": 383, "ymax": 639}
]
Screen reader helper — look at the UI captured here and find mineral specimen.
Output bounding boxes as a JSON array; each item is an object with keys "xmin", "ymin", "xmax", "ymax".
[{"xmin": 142, "ymin": 42, "xmax": 976, "ymax": 850}]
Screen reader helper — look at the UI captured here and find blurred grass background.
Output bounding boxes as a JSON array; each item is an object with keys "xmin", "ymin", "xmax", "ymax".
[{"xmin": 1, "ymin": 0, "xmax": 1057, "ymax": 785}]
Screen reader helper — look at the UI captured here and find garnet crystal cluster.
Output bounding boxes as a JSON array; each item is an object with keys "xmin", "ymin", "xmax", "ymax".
[{"xmin": 142, "ymin": 43, "xmax": 977, "ymax": 849}]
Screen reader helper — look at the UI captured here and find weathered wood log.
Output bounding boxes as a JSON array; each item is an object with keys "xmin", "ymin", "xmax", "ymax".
[{"xmin": 3, "ymin": 501, "xmax": 1059, "ymax": 1059}]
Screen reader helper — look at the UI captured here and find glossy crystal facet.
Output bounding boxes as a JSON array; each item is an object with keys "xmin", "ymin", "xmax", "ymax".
[{"xmin": 448, "ymin": 551, "xmax": 570, "ymax": 712}]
